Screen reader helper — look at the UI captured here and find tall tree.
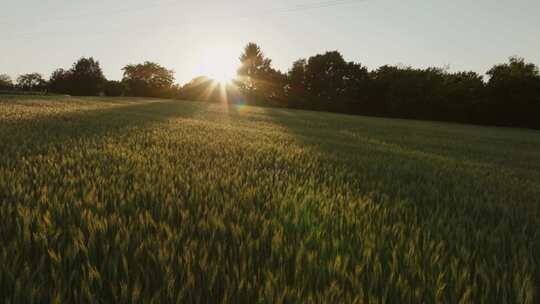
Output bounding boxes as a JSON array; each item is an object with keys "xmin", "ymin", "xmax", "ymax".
[
  {"xmin": 288, "ymin": 59, "xmax": 307, "ymax": 91},
  {"xmin": 285, "ymin": 59, "xmax": 309, "ymax": 108},
  {"xmin": 122, "ymin": 62, "xmax": 175, "ymax": 97},
  {"xmin": 237, "ymin": 43, "xmax": 271, "ymax": 91},
  {"xmin": 237, "ymin": 42, "xmax": 285, "ymax": 103},
  {"xmin": 341, "ymin": 61, "xmax": 369, "ymax": 112}
]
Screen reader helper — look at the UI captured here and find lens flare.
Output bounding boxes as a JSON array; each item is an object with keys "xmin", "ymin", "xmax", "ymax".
[{"xmin": 233, "ymin": 100, "xmax": 249, "ymax": 114}]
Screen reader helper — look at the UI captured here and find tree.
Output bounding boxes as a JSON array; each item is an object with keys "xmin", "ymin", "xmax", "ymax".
[
  {"xmin": 69, "ymin": 57, "xmax": 106, "ymax": 96},
  {"xmin": 237, "ymin": 42, "xmax": 285, "ymax": 103},
  {"xmin": 288, "ymin": 59, "xmax": 307, "ymax": 91},
  {"xmin": 304, "ymin": 51, "xmax": 349, "ymax": 109},
  {"xmin": 16, "ymin": 73, "xmax": 46, "ymax": 91},
  {"xmin": 487, "ymin": 56, "xmax": 538, "ymax": 84},
  {"xmin": 48, "ymin": 68, "xmax": 72, "ymax": 94},
  {"xmin": 486, "ymin": 56, "xmax": 540, "ymax": 127},
  {"xmin": 237, "ymin": 43, "xmax": 271, "ymax": 91},
  {"xmin": 104, "ymin": 80, "xmax": 125, "ymax": 97},
  {"xmin": 293, "ymin": 51, "xmax": 369, "ymax": 111},
  {"xmin": 441, "ymin": 71, "xmax": 485, "ymax": 122},
  {"xmin": 341, "ymin": 61, "xmax": 369, "ymax": 112},
  {"xmin": 0, "ymin": 74, "xmax": 13, "ymax": 90},
  {"xmin": 177, "ymin": 76, "xmax": 243, "ymax": 104},
  {"xmin": 285, "ymin": 59, "xmax": 308, "ymax": 108},
  {"xmin": 178, "ymin": 76, "xmax": 218, "ymax": 102},
  {"xmin": 122, "ymin": 62, "xmax": 175, "ymax": 97}
]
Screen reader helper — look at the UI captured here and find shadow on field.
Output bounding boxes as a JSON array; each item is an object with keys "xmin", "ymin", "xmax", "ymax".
[
  {"xmin": 262, "ymin": 104, "xmax": 540, "ymax": 176},
  {"xmin": 0, "ymin": 99, "xmax": 210, "ymax": 160},
  {"xmin": 261, "ymin": 105, "xmax": 540, "ymax": 274},
  {"xmin": 261, "ymin": 105, "xmax": 540, "ymax": 206}
]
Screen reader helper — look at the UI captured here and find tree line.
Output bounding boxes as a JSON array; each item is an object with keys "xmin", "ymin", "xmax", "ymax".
[
  {"xmin": 1, "ymin": 42, "xmax": 539, "ymax": 129},
  {"xmin": 225, "ymin": 43, "xmax": 539, "ymax": 129},
  {"xmin": 0, "ymin": 58, "xmax": 178, "ymax": 98}
]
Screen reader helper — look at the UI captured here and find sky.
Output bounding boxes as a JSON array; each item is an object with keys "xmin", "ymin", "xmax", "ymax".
[{"xmin": 1, "ymin": 0, "xmax": 539, "ymax": 84}]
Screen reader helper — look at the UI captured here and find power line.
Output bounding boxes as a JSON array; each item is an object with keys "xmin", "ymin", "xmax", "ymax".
[
  {"xmin": 0, "ymin": 0, "xmax": 365, "ymax": 42},
  {"xmin": 0, "ymin": 0, "xmax": 182, "ymax": 27},
  {"xmin": 256, "ymin": 0, "xmax": 361, "ymax": 14}
]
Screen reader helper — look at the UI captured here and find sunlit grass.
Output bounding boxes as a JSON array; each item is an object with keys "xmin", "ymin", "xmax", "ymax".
[{"xmin": 0, "ymin": 95, "xmax": 539, "ymax": 302}]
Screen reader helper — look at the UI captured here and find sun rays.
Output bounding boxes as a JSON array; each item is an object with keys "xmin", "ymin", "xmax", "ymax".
[{"xmin": 197, "ymin": 47, "xmax": 238, "ymax": 85}]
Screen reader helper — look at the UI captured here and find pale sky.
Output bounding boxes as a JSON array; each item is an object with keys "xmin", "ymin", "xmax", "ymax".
[{"xmin": 1, "ymin": 0, "xmax": 539, "ymax": 84}]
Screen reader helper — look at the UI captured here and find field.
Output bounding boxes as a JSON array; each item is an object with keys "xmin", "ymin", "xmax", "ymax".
[{"xmin": 1, "ymin": 95, "xmax": 539, "ymax": 303}]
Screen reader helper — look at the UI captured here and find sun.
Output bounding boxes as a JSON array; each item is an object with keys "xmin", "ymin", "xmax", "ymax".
[
  {"xmin": 208, "ymin": 69, "xmax": 235, "ymax": 84},
  {"xmin": 197, "ymin": 47, "xmax": 238, "ymax": 84}
]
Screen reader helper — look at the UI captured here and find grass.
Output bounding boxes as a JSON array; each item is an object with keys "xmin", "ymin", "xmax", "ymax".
[
  {"xmin": 1, "ymin": 95, "xmax": 539, "ymax": 303},
  {"xmin": 0, "ymin": 90, "xmax": 51, "ymax": 96}
]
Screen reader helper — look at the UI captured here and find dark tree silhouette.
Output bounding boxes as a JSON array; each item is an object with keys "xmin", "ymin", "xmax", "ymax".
[
  {"xmin": 48, "ymin": 69, "xmax": 73, "ymax": 94},
  {"xmin": 285, "ymin": 59, "xmax": 308, "ymax": 108},
  {"xmin": 440, "ymin": 71, "xmax": 485, "ymax": 123},
  {"xmin": 178, "ymin": 76, "xmax": 219, "ymax": 102},
  {"xmin": 122, "ymin": 62, "xmax": 175, "ymax": 97},
  {"xmin": 178, "ymin": 76, "xmax": 243, "ymax": 104},
  {"xmin": 285, "ymin": 51, "xmax": 368, "ymax": 111},
  {"xmin": 104, "ymin": 80, "xmax": 125, "ymax": 97},
  {"xmin": 234, "ymin": 45, "xmax": 539, "ymax": 128},
  {"xmin": 0, "ymin": 74, "xmax": 13, "ymax": 90},
  {"xmin": 304, "ymin": 51, "xmax": 348, "ymax": 104},
  {"xmin": 342, "ymin": 62, "xmax": 369, "ymax": 101},
  {"xmin": 237, "ymin": 43, "xmax": 286, "ymax": 103},
  {"xmin": 69, "ymin": 57, "xmax": 106, "ymax": 96},
  {"xmin": 20, "ymin": 45, "xmax": 539, "ymax": 130},
  {"xmin": 238, "ymin": 43, "xmax": 271, "ymax": 91},
  {"xmin": 48, "ymin": 59, "xmax": 105, "ymax": 96},
  {"xmin": 486, "ymin": 56, "xmax": 540, "ymax": 127},
  {"xmin": 16, "ymin": 73, "xmax": 47, "ymax": 91}
]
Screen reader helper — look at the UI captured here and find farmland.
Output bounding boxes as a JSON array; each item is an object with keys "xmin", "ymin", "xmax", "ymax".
[{"xmin": 0, "ymin": 95, "xmax": 539, "ymax": 302}]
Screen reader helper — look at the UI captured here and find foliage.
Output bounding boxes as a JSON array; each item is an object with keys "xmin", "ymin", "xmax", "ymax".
[
  {"xmin": 177, "ymin": 76, "xmax": 244, "ymax": 105},
  {"xmin": 104, "ymin": 80, "xmax": 125, "ymax": 97},
  {"xmin": 485, "ymin": 56, "xmax": 540, "ymax": 127},
  {"xmin": 234, "ymin": 44, "xmax": 540, "ymax": 128},
  {"xmin": 177, "ymin": 76, "xmax": 218, "ymax": 101},
  {"xmin": 47, "ymin": 59, "xmax": 175, "ymax": 98},
  {"xmin": 1, "ymin": 96, "xmax": 539, "ymax": 302},
  {"xmin": 237, "ymin": 43, "xmax": 286, "ymax": 102},
  {"xmin": 364, "ymin": 66, "xmax": 486, "ymax": 122},
  {"xmin": 10, "ymin": 45, "xmax": 540, "ymax": 129},
  {"xmin": 286, "ymin": 59, "xmax": 307, "ymax": 99},
  {"xmin": 297, "ymin": 51, "xmax": 369, "ymax": 111},
  {"xmin": 16, "ymin": 73, "xmax": 47, "ymax": 91},
  {"xmin": 70, "ymin": 57, "xmax": 107, "ymax": 96},
  {"xmin": 0, "ymin": 74, "xmax": 13, "ymax": 90},
  {"xmin": 48, "ymin": 68, "xmax": 73, "ymax": 95},
  {"xmin": 122, "ymin": 61, "xmax": 175, "ymax": 98},
  {"xmin": 278, "ymin": 51, "xmax": 538, "ymax": 129},
  {"xmin": 47, "ymin": 58, "xmax": 106, "ymax": 96}
]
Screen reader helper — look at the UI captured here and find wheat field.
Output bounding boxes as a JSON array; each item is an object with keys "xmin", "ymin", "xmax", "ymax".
[{"xmin": 1, "ymin": 95, "xmax": 539, "ymax": 303}]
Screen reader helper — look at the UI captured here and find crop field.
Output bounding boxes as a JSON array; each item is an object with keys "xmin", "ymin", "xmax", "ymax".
[{"xmin": 0, "ymin": 95, "xmax": 539, "ymax": 303}]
